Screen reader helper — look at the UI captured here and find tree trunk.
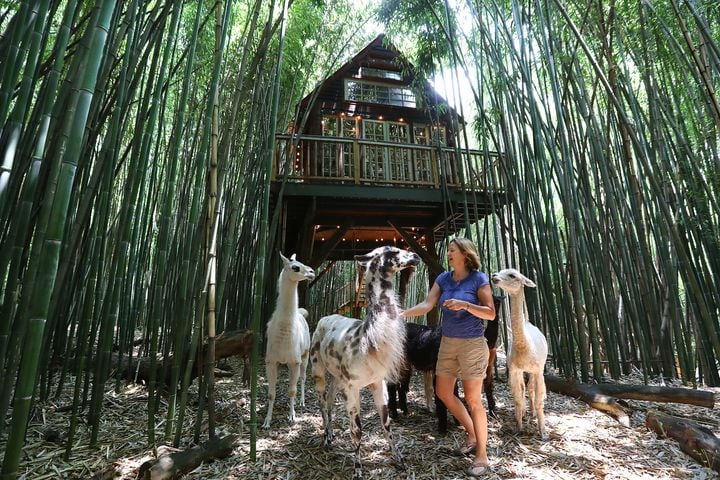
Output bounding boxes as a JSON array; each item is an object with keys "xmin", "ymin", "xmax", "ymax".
[{"xmin": 646, "ymin": 410, "xmax": 720, "ymax": 472}]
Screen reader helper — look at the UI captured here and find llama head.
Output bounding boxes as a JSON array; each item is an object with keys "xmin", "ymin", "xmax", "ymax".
[
  {"xmin": 279, "ymin": 252, "xmax": 316, "ymax": 283},
  {"xmin": 354, "ymin": 246, "xmax": 420, "ymax": 279},
  {"xmin": 491, "ymin": 268, "xmax": 536, "ymax": 294}
]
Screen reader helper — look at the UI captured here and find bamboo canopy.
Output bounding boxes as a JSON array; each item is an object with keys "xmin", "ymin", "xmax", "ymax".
[{"xmin": 0, "ymin": 0, "xmax": 718, "ymax": 478}]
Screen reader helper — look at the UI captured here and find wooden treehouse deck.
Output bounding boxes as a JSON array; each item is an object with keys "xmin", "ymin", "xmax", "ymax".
[
  {"xmin": 270, "ymin": 134, "xmax": 509, "ymax": 265},
  {"xmin": 268, "ymin": 135, "xmax": 510, "ymax": 293}
]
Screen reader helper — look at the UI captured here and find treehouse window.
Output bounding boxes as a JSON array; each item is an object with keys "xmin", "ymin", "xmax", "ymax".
[
  {"xmin": 431, "ymin": 125, "xmax": 447, "ymax": 146},
  {"xmin": 413, "ymin": 125, "xmax": 432, "ymax": 183},
  {"xmin": 344, "ymin": 79, "xmax": 416, "ymax": 108},
  {"xmin": 320, "ymin": 115, "xmax": 356, "ymax": 177},
  {"xmin": 359, "ymin": 67, "xmax": 402, "ymax": 81}
]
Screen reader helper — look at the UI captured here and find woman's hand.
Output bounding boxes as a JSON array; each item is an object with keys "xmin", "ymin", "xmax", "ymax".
[{"xmin": 443, "ymin": 298, "xmax": 469, "ymax": 312}]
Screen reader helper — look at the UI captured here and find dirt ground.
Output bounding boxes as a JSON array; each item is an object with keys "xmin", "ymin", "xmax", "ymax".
[{"xmin": 17, "ymin": 352, "xmax": 720, "ymax": 480}]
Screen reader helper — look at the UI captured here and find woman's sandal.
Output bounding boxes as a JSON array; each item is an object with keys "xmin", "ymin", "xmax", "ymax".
[
  {"xmin": 455, "ymin": 442, "xmax": 477, "ymax": 456},
  {"xmin": 466, "ymin": 462, "xmax": 489, "ymax": 477}
]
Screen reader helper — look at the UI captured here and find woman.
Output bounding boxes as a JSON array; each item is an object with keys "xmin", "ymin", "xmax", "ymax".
[{"xmin": 400, "ymin": 237, "xmax": 495, "ymax": 477}]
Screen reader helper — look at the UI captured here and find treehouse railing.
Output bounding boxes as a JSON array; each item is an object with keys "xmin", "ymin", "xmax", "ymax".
[{"xmin": 273, "ymin": 134, "xmax": 503, "ymax": 190}]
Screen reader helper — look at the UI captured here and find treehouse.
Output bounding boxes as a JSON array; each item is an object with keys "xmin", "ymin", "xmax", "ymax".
[{"xmin": 271, "ymin": 34, "xmax": 507, "ymax": 290}]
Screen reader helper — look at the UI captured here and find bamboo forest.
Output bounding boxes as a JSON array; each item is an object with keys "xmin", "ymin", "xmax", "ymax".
[{"xmin": 1, "ymin": 0, "xmax": 719, "ymax": 478}]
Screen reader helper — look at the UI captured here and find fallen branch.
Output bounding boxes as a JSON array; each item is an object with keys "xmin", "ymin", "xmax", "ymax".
[
  {"xmin": 646, "ymin": 409, "xmax": 720, "ymax": 472},
  {"xmin": 544, "ymin": 375, "xmax": 631, "ymax": 426},
  {"xmin": 111, "ymin": 330, "xmax": 253, "ymax": 388},
  {"xmin": 138, "ymin": 434, "xmax": 240, "ymax": 480}
]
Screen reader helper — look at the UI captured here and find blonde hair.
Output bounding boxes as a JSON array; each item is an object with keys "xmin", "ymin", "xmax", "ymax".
[{"xmin": 450, "ymin": 238, "xmax": 481, "ymax": 271}]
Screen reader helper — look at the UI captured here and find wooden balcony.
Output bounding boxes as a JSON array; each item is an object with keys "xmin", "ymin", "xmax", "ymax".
[
  {"xmin": 273, "ymin": 134, "xmax": 504, "ymax": 191},
  {"xmin": 270, "ymin": 134, "xmax": 508, "ymax": 262}
]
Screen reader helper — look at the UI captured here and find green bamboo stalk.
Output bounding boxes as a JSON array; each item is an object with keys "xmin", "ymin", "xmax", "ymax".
[
  {"xmin": 0, "ymin": 1, "xmax": 117, "ymax": 476},
  {"xmin": 163, "ymin": 0, "xmax": 204, "ymax": 441},
  {"xmin": 250, "ymin": 0, "xmax": 288, "ymax": 459}
]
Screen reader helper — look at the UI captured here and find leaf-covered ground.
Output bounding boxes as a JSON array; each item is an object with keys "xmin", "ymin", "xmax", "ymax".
[{"xmin": 17, "ymin": 352, "xmax": 720, "ymax": 479}]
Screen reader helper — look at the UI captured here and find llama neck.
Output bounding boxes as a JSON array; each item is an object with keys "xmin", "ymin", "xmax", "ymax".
[
  {"xmin": 357, "ymin": 272, "xmax": 405, "ymax": 381},
  {"xmin": 363, "ymin": 275, "xmax": 401, "ymax": 340},
  {"xmin": 509, "ymin": 290, "xmax": 528, "ymax": 350},
  {"xmin": 275, "ymin": 272, "xmax": 298, "ymax": 319}
]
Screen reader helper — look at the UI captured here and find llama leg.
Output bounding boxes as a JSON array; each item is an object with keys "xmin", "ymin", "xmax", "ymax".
[
  {"xmin": 313, "ymin": 361, "xmax": 335, "ymax": 446},
  {"xmin": 528, "ymin": 372, "xmax": 537, "ymax": 418},
  {"xmin": 370, "ymin": 381, "xmax": 406, "ymax": 470},
  {"xmin": 323, "ymin": 377, "xmax": 337, "ymax": 445},
  {"xmin": 535, "ymin": 374, "xmax": 548, "ymax": 439},
  {"xmin": 387, "ymin": 382, "xmax": 399, "ymax": 419},
  {"xmin": 299, "ymin": 351, "xmax": 308, "ymax": 407},
  {"xmin": 423, "ymin": 371, "xmax": 435, "ymax": 414},
  {"xmin": 398, "ymin": 366, "xmax": 411, "ymax": 415},
  {"xmin": 344, "ymin": 388, "xmax": 364, "ymax": 480},
  {"xmin": 263, "ymin": 361, "xmax": 279, "ymax": 429},
  {"xmin": 509, "ymin": 366, "xmax": 525, "ymax": 432},
  {"xmin": 484, "ymin": 347, "xmax": 497, "ymax": 418},
  {"xmin": 287, "ymin": 361, "xmax": 302, "ymax": 423}
]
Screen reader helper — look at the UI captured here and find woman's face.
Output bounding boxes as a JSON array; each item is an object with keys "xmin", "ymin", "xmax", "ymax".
[{"xmin": 447, "ymin": 243, "xmax": 465, "ymax": 269}]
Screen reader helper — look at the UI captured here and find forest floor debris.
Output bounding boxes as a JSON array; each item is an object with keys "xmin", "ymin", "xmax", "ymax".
[{"xmin": 14, "ymin": 354, "xmax": 720, "ymax": 479}]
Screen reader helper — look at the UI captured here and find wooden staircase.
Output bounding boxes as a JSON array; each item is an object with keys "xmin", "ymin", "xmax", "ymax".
[{"xmin": 335, "ymin": 268, "xmax": 367, "ymax": 315}]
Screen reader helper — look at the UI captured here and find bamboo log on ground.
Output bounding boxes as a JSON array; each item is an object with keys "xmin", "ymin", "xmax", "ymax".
[
  {"xmin": 590, "ymin": 382, "xmax": 714, "ymax": 408},
  {"xmin": 137, "ymin": 434, "xmax": 239, "ymax": 480},
  {"xmin": 110, "ymin": 330, "xmax": 253, "ymax": 387},
  {"xmin": 544, "ymin": 375, "xmax": 714, "ymax": 408},
  {"xmin": 544, "ymin": 375, "xmax": 631, "ymax": 426},
  {"xmin": 646, "ymin": 409, "xmax": 720, "ymax": 472}
]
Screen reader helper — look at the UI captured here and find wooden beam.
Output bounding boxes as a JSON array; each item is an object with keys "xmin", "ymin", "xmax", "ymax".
[
  {"xmin": 297, "ymin": 197, "xmax": 317, "ymax": 259},
  {"xmin": 310, "ymin": 218, "xmax": 354, "ymax": 269},
  {"xmin": 296, "ymin": 198, "xmax": 317, "ymax": 306},
  {"xmin": 389, "ymin": 220, "xmax": 445, "ymax": 277},
  {"xmin": 308, "ymin": 260, "xmax": 337, "ymax": 289}
]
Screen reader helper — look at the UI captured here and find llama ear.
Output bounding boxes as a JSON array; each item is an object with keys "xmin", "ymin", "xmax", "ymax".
[
  {"xmin": 523, "ymin": 276, "xmax": 537, "ymax": 288},
  {"xmin": 354, "ymin": 253, "xmax": 372, "ymax": 267},
  {"xmin": 290, "ymin": 254, "xmax": 297, "ymax": 261},
  {"xmin": 279, "ymin": 252, "xmax": 290, "ymax": 265}
]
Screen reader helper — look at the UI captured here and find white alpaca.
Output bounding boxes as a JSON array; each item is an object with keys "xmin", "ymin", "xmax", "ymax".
[
  {"xmin": 263, "ymin": 253, "xmax": 315, "ymax": 429},
  {"xmin": 491, "ymin": 268, "xmax": 548, "ymax": 439},
  {"xmin": 311, "ymin": 246, "xmax": 420, "ymax": 480}
]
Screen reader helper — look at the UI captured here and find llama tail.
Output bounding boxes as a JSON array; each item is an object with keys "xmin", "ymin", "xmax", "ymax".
[{"xmin": 298, "ymin": 308, "xmax": 309, "ymax": 318}]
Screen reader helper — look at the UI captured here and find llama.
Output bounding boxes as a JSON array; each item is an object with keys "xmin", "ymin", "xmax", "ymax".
[
  {"xmin": 491, "ymin": 268, "xmax": 548, "ymax": 439},
  {"xmin": 262, "ymin": 253, "xmax": 315, "ymax": 429},
  {"xmin": 387, "ymin": 295, "xmax": 503, "ymax": 433},
  {"xmin": 310, "ymin": 246, "xmax": 420, "ymax": 480}
]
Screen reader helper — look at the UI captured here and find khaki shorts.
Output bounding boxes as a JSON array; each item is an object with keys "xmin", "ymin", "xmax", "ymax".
[{"xmin": 436, "ymin": 336, "xmax": 489, "ymax": 381}]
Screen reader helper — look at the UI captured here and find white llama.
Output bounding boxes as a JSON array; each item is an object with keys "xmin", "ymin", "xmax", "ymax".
[
  {"xmin": 310, "ymin": 246, "xmax": 420, "ymax": 480},
  {"xmin": 263, "ymin": 253, "xmax": 315, "ymax": 429},
  {"xmin": 492, "ymin": 268, "xmax": 549, "ymax": 439}
]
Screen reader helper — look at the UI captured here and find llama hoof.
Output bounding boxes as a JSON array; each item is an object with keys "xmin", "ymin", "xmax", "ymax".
[{"xmin": 262, "ymin": 420, "xmax": 271, "ymax": 429}]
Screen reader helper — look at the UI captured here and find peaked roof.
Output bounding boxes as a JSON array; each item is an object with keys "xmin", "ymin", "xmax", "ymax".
[{"xmin": 298, "ymin": 34, "xmax": 463, "ymax": 123}]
